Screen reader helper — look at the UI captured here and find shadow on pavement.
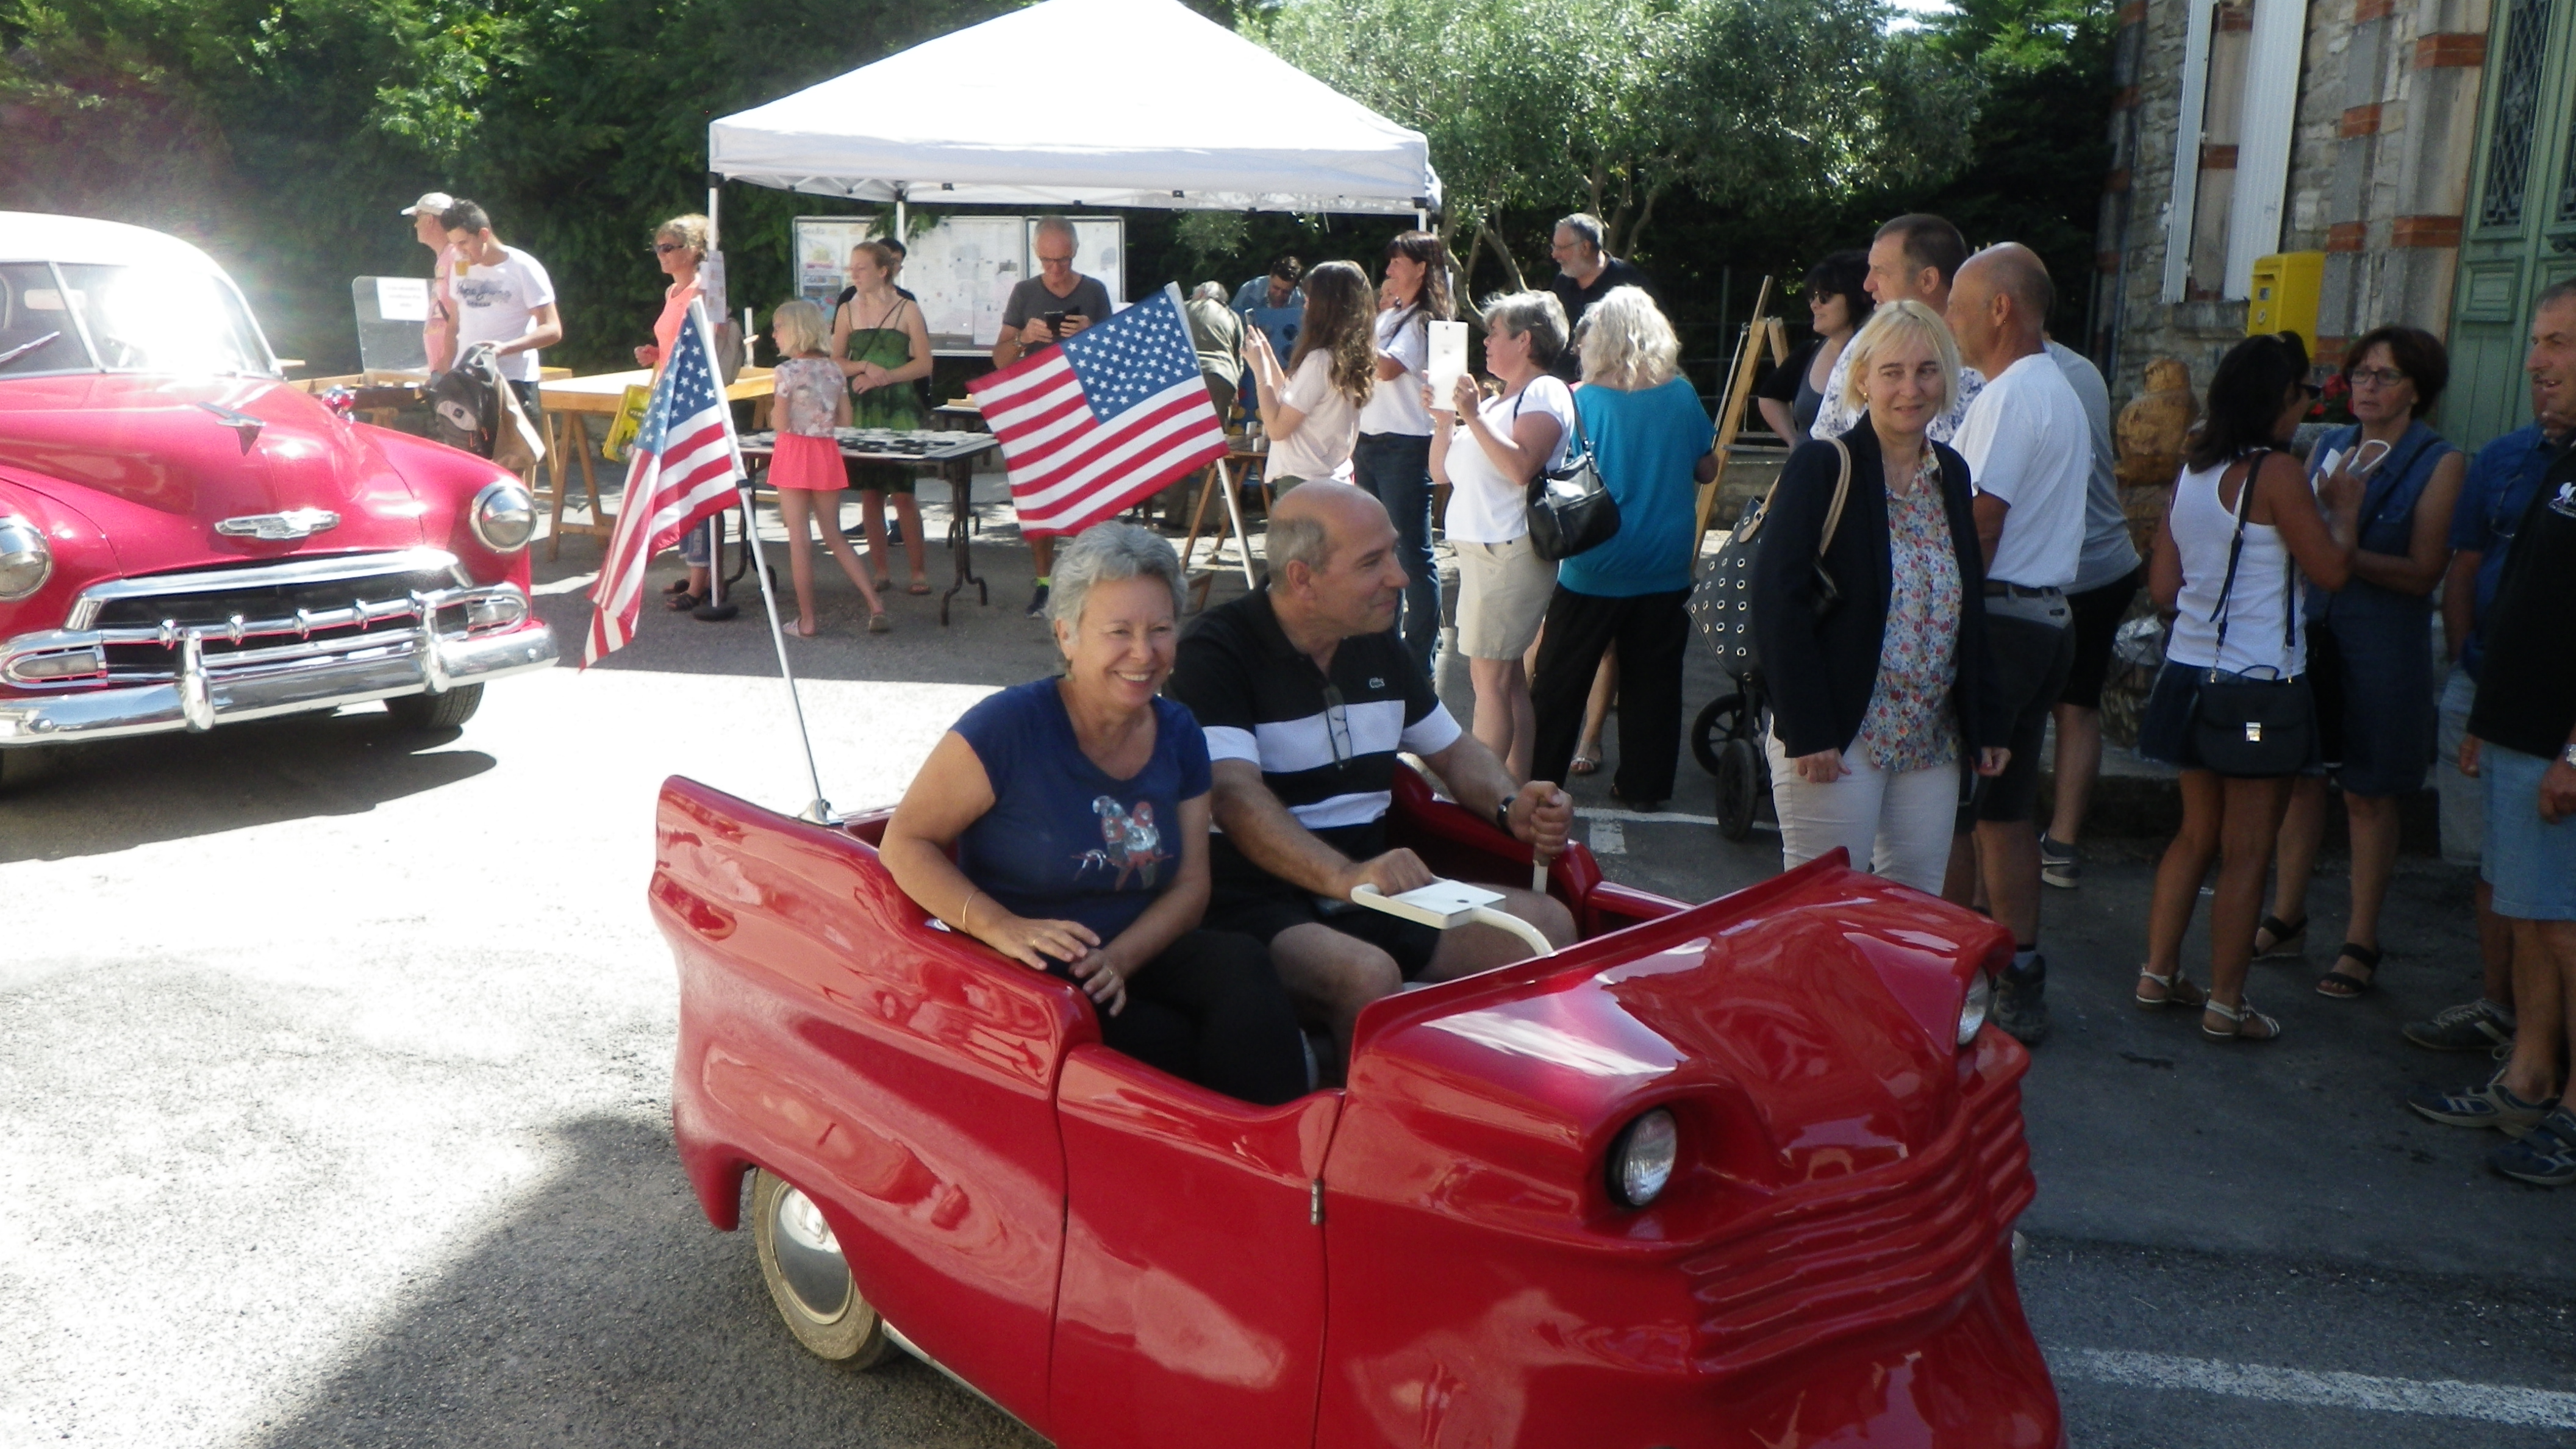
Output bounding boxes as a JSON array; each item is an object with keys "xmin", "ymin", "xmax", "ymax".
[
  {"xmin": 0, "ymin": 709, "xmax": 493, "ymax": 864},
  {"xmin": 252, "ymin": 1113, "xmax": 1043, "ymax": 1449}
]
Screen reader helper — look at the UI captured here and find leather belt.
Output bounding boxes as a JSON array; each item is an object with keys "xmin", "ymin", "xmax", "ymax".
[{"xmin": 1983, "ymin": 582, "xmax": 2064, "ymax": 598}]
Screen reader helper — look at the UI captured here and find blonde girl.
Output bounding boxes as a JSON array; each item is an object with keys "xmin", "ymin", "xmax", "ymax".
[{"xmin": 767, "ymin": 298, "xmax": 890, "ymax": 635}]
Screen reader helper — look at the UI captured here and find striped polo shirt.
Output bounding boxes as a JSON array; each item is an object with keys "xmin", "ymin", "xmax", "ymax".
[{"xmin": 1168, "ymin": 586, "xmax": 1462, "ymax": 893}]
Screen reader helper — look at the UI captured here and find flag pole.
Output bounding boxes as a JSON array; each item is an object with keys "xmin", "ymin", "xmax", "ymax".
[{"xmin": 733, "ymin": 482, "xmax": 834, "ymax": 823}]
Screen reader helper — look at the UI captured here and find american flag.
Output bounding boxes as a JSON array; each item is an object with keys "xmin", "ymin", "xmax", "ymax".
[
  {"xmin": 970, "ymin": 284, "xmax": 1229, "ymax": 537},
  {"xmin": 584, "ymin": 299, "xmax": 742, "ymax": 665}
]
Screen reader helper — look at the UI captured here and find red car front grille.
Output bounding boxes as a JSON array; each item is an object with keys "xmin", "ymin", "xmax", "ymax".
[{"xmin": 1680, "ymin": 1074, "xmax": 2032, "ymax": 1379}]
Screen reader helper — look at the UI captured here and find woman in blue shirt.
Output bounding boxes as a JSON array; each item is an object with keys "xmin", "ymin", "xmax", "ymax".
[
  {"xmin": 2257, "ymin": 327, "xmax": 2466, "ymax": 1000},
  {"xmin": 880, "ymin": 524, "xmax": 1306, "ymax": 1104},
  {"xmin": 1527, "ymin": 287, "xmax": 1717, "ymax": 808}
]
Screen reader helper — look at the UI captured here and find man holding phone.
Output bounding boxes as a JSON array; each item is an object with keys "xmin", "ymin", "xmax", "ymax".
[{"xmin": 992, "ymin": 215, "xmax": 1118, "ymax": 616}]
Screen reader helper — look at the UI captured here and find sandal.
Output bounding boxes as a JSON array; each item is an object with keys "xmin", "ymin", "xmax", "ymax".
[
  {"xmin": 2202, "ymin": 997, "xmax": 2282, "ymax": 1043},
  {"xmin": 867, "ymin": 610, "xmax": 893, "ymax": 634},
  {"xmin": 907, "ymin": 578, "xmax": 933, "ymax": 596},
  {"xmin": 2135, "ymin": 966, "xmax": 2208, "ymax": 1010},
  {"xmin": 1569, "ymin": 750, "xmax": 1601, "ymax": 777},
  {"xmin": 2252, "ymin": 913, "xmax": 2308, "ymax": 961},
  {"xmin": 665, "ymin": 590, "xmax": 703, "ymax": 611},
  {"xmin": 662, "ymin": 578, "xmax": 693, "ymax": 596},
  {"xmin": 2316, "ymin": 942, "xmax": 2381, "ymax": 1000}
]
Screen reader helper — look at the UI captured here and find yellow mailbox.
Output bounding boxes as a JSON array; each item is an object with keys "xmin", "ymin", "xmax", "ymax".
[{"xmin": 2246, "ymin": 252, "xmax": 2325, "ymax": 348}]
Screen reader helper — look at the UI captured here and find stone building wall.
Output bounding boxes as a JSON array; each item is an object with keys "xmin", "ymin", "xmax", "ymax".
[{"xmin": 2093, "ymin": 0, "xmax": 2493, "ymax": 409}]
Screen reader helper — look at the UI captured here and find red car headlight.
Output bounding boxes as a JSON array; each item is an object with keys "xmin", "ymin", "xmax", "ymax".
[
  {"xmin": 1608, "ymin": 1107, "xmax": 1678, "ymax": 1209},
  {"xmin": 1959, "ymin": 971, "xmax": 1994, "ymax": 1048},
  {"xmin": 0, "ymin": 517, "xmax": 52, "ymax": 601},
  {"xmin": 470, "ymin": 481, "xmax": 536, "ymax": 554}
]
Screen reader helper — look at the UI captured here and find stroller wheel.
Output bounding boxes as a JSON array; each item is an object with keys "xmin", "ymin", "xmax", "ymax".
[
  {"xmin": 1691, "ymin": 693, "xmax": 1749, "ymax": 777},
  {"xmin": 1716, "ymin": 737, "xmax": 1763, "ymax": 841}
]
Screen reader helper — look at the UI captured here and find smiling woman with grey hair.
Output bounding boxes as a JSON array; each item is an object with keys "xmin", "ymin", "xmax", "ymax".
[{"xmin": 880, "ymin": 523, "xmax": 1306, "ymax": 1104}]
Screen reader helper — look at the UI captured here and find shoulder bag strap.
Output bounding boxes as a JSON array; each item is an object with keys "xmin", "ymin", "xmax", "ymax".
[
  {"xmin": 1819, "ymin": 438, "xmax": 1854, "ymax": 556},
  {"xmin": 2206, "ymin": 449, "xmax": 2264, "ymax": 675}
]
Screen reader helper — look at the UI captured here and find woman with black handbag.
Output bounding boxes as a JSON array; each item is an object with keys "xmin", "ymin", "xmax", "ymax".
[
  {"xmin": 2136, "ymin": 332, "xmax": 2363, "ymax": 1043},
  {"xmin": 1429, "ymin": 290, "xmax": 1574, "ymax": 782},
  {"xmin": 1750, "ymin": 300, "xmax": 2006, "ymax": 894},
  {"xmin": 1527, "ymin": 287, "xmax": 1716, "ymax": 808}
]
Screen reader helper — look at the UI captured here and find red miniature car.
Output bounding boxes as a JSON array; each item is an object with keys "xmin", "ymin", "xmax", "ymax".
[
  {"xmin": 655, "ymin": 766, "xmax": 2063, "ymax": 1447},
  {"xmin": 0, "ymin": 213, "xmax": 555, "ymax": 781}
]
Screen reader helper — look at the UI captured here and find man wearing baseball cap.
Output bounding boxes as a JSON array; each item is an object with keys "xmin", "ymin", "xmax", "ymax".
[{"xmin": 402, "ymin": 191, "xmax": 459, "ymax": 373}]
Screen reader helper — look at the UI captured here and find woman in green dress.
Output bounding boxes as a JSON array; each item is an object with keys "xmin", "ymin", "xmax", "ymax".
[{"xmin": 833, "ymin": 240, "xmax": 936, "ymax": 594}]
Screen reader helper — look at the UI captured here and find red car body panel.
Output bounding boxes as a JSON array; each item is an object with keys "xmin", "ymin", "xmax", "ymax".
[{"xmin": 653, "ymin": 771, "xmax": 2063, "ymax": 1448}]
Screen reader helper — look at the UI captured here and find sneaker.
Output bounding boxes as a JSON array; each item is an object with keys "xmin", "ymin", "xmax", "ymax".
[
  {"xmin": 2402, "ymin": 998, "xmax": 2516, "ymax": 1053},
  {"xmin": 2405, "ymin": 1072, "xmax": 2556, "ymax": 1135},
  {"xmin": 2490, "ymin": 1109, "xmax": 2576, "ymax": 1186},
  {"xmin": 1025, "ymin": 582, "xmax": 1050, "ymax": 618},
  {"xmin": 2039, "ymin": 834, "xmax": 2080, "ymax": 889},
  {"xmin": 1991, "ymin": 955, "xmax": 2048, "ymax": 1046}
]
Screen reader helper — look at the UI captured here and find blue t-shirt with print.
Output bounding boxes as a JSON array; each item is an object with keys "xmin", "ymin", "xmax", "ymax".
[
  {"xmin": 2448, "ymin": 422, "xmax": 2566, "ymax": 677},
  {"xmin": 1558, "ymin": 376, "xmax": 1716, "ymax": 598},
  {"xmin": 953, "ymin": 679, "xmax": 1211, "ymax": 953}
]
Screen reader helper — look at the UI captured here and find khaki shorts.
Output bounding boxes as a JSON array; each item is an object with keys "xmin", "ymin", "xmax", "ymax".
[{"xmin": 1453, "ymin": 535, "xmax": 1555, "ymax": 660}]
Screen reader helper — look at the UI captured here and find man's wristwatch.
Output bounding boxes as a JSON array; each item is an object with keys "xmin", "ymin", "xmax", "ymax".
[
  {"xmin": 2561, "ymin": 742, "xmax": 2576, "ymax": 770},
  {"xmin": 1494, "ymin": 798, "xmax": 1515, "ymax": 835}
]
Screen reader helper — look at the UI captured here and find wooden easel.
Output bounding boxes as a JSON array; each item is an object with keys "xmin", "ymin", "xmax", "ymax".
[
  {"xmin": 1176, "ymin": 454, "xmax": 1262, "ymax": 609},
  {"xmin": 1692, "ymin": 279, "xmax": 1796, "ymax": 545}
]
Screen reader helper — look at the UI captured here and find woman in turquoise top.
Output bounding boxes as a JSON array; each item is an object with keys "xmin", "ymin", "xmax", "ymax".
[
  {"xmin": 2256, "ymin": 326, "xmax": 2466, "ymax": 999},
  {"xmin": 1527, "ymin": 287, "xmax": 1717, "ymax": 808}
]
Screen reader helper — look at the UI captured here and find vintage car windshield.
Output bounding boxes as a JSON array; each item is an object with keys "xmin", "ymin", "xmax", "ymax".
[{"xmin": 0, "ymin": 262, "xmax": 279, "ymax": 379}]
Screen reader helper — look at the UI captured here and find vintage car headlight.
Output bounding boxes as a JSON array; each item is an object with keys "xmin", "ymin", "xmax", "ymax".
[
  {"xmin": 470, "ymin": 481, "xmax": 537, "ymax": 553},
  {"xmin": 1608, "ymin": 1107, "xmax": 1678, "ymax": 1209},
  {"xmin": 1958, "ymin": 971, "xmax": 1994, "ymax": 1048},
  {"xmin": 0, "ymin": 517, "xmax": 52, "ymax": 601}
]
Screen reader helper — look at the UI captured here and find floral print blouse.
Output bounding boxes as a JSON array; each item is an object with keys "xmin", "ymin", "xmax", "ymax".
[
  {"xmin": 770, "ymin": 356, "xmax": 846, "ymax": 438},
  {"xmin": 1855, "ymin": 453, "xmax": 1963, "ymax": 772}
]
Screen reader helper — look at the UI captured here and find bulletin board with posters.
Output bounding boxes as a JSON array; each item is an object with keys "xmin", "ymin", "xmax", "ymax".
[{"xmin": 792, "ymin": 214, "xmax": 1124, "ymax": 350}]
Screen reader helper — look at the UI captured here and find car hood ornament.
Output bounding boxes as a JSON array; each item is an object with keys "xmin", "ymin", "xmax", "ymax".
[
  {"xmin": 193, "ymin": 400, "xmax": 266, "ymax": 454},
  {"xmin": 215, "ymin": 508, "xmax": 341, "ymax": 541}
]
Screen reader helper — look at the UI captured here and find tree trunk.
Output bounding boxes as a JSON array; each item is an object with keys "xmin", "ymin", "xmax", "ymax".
[{"xmin": 1475, "ymin": 220, "xmax": 1528, "ymax": 296}]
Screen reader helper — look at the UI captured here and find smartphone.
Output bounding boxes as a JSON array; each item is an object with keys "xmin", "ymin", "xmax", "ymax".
[{"xmin": 1043, "ymin": 310, "xmax": 1070, "ymax": 332}]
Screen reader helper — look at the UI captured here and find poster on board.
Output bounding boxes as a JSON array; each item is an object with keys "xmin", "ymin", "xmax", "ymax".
[
  {"xmin": 795, "ymin": 218, "xmax": 877, "ymax": 308},
  {"xmin": 792, "ymin": 215, "xmax": 1125, "ymax": 349}
]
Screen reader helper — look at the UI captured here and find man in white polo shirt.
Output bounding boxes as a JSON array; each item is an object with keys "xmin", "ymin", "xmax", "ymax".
[{"xmin": 1945, "ymin": 243, "xmax": 2089, "ymax": 1045}]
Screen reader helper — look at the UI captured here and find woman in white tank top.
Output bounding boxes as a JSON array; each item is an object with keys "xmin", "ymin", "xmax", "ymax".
[{"xmin": 2133, "ymin": 334, "xmax": 2362, "ymax": 1045}]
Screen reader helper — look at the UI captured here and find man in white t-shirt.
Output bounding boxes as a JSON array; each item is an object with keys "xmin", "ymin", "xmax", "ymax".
[
  {"xmin": 438, "ymin": 199, "xmax": 563, "ymax": 413},
  {"xmin": 1810, "ymin": 214, "xmax": 1983, "ymax": 443},
  {"xmin": 1945, "ymin": 242, "xmax": 2089, "ymax": 1048}
]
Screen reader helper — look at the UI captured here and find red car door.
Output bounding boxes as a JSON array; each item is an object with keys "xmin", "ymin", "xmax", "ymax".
[{"xmin": 1046, "ymin": 1046, "xmax": 1339, "ymax": 1449}]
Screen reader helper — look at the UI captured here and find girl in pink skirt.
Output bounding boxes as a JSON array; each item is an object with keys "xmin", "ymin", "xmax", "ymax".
[{"xmin": 767, "ymin": 299, "xmax": 890, "ymax": 635}]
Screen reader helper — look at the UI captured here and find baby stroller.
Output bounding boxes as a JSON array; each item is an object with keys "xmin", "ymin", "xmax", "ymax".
[
  {"xmin": 1685, "ymin": 515, "xmax": 1776, "ymax": 842},
  {"xmin": 1689, "ymin": 665, "xmax": 1773, "ymax": 842}
]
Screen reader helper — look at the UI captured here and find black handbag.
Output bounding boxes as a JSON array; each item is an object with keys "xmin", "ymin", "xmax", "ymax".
[
  {"xmin": 2191, "ymin": 451, "xmax": 2316, "ymax": 777},
  {"xmin": 1524, "ymin": 395, "xmax": 1620, "ymax": 562},
  {"xmin": 1687, "ymin": 438, "xmax": 1853, "ymax": 674}
]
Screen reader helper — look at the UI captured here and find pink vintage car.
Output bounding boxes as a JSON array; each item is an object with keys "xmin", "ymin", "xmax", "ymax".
[
  {"xmin": 655, "ymin": 767, "xmax": 2064, "ymax": 1448},
  {"xmin": 0, "ymin": 212, "xmax": 554, "ymax": 783}
]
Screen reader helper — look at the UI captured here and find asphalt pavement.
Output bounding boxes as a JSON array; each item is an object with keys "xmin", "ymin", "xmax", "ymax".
[{"xmin": 2, "ymin": 493, "xmax": 2569, "ymax": 1448}]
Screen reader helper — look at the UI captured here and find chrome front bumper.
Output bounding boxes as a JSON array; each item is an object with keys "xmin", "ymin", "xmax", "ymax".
[{"xmin": 0, "ymin": 592, "xmax": 556, "ymax": 745}]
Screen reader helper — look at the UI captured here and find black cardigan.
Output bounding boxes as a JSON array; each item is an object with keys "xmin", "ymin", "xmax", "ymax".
[{"xmin": 1750, "ymin": 418, "xmax": 2002, "ymax": 767}]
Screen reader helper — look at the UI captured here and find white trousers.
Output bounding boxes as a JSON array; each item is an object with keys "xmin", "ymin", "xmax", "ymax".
[{"xmin": 1766, "ymin": 734, "xmax": 1960, "ymax": 895}]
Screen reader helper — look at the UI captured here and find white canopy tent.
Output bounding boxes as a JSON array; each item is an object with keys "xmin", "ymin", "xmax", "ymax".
[{"xmin": 704, "ymin": 0, "xmax": 1440, "ymax": 225}]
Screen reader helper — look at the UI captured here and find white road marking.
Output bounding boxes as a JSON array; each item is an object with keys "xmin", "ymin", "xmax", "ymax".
[
  {"xmin": 2056, "ymin": 1349, "xmax": 2576, "ymax": 1428},
  {"xmin": 1575, "ymin": 806, "xmax": 1778, "ymax": 834},
  {"xmin": 1590, "ymin": 818, "xmax": 1626, "ymax": 854}
]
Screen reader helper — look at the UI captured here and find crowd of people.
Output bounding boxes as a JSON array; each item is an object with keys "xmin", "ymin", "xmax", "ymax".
[{"xmin": 393, "ymin": 191, "xmax": 2576, "ymax": 1186}]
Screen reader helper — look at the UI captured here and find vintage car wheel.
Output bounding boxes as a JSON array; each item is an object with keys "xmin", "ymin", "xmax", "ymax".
[
  {"xmin": 1690, "ymin": 693, "xmax": 1748, "ymax": 777},
  {"xmin": 383, "ymin": 684, "xmax": 484, "ymax": 732},
  {"xmin": 750, "ymin": 1168, "xmax": 892, "ymax": 1369},
  {"xmin": 1715, "ymin": 736, "xmax": 1763, "ymax": 841}
]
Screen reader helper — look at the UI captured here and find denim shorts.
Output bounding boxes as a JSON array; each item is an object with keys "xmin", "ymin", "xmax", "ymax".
[{"xmin": 2483, "ymin": 743, "xmax": 2576, "ymax": 921}]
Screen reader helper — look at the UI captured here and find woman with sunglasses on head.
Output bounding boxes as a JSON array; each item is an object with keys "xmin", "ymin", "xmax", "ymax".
[
  {"xmin": 632, "ymin": 214, "xmax": 720, "ymax": 613},
  {"xmin": 2255, "ymin": 327, "xmax": 2466, "ymax": 1000},
  {"xmin": 2135, "ymin": 334, "xmax": 2363, "ymax": 1043},
  {"xmin": 1353, "ymin": 232, "xmax": 1456, "ymax": 678}
]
